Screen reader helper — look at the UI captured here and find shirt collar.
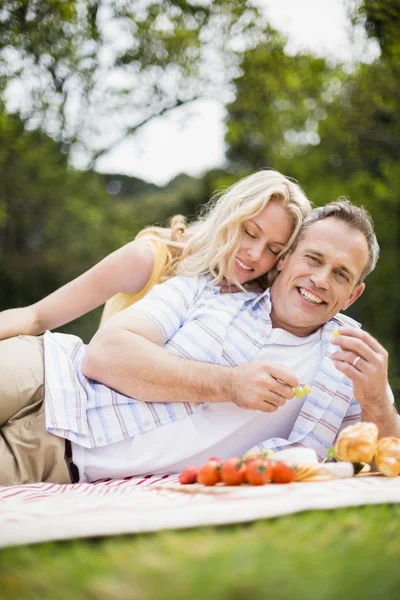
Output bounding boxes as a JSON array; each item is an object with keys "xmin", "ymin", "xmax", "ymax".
[
  {"xmin": 248, "ymin": 287, "xmax": 361, "ymax": 336},
  {"xmin": 248, "ymin": 286, "xmax": 271, "ymax": 310}
]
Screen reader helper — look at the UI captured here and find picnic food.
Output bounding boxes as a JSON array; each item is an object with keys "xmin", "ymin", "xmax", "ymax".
[
  {"xmin": 245, "ymin": 459, "xmax": 273, "ymax": 485},
  {"xmin": 179, "ymin": 465, "xmax": 199, "ymax": 485},
  {"xmin": 242, "ymin": 449, "xmax": 274, "ymax": 462},
  {"xmin": 294, "ymin": 384, "xmax": 312, "ymax": 399},
  {"xmin": 335, "ymin": 422, "xmax": 378, "ymax": 463},
  {"xmin": 197, "ymin": 460, "xmax": 222, "ymax": 486},
  {"xmin": 273, "ymin": 448, "xmax": 319, "ymax": 467},
  {"xmin": 271, "ymin": 461, "xmax": 297, "ymax": 484},
  {"xmin": 220, "ymin": 457, "xmax": 247, "ymax": 486},
  {"xmin": 178, "ymin": 424, "xmax": 400, "ymax": 490},
  {"xmin": 375, "ymin": 437, "xmax": 400, "ymax": 477}
]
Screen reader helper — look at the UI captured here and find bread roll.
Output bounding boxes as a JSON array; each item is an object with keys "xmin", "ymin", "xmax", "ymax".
[
  {"xmin": 335, "ymin": 422, "xmax": 378, "ymax": 463},
  {"xmin": 375, "ymin": 437, "xmax": 400, "ymax": 477}
]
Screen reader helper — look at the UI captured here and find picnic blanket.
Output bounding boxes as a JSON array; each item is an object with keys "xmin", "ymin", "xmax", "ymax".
[{"xmin": 2, "ymin": 474, "xmax": 400, "ymax": 548}]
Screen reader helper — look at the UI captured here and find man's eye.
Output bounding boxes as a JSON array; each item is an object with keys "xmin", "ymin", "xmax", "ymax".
[
  {"xmin": 337, "ymin": 271, "xmax": 348, "ymax": 281},
  {"xmin": 306, "ymin": 255, "xmax": 319, "ymax": 263}
]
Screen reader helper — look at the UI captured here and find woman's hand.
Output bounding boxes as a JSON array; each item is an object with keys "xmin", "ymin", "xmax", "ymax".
[
  {"xmin": 218, "ymin": 279, "xmax": 265, "ymax": 294},
  {"xmin": 0, "ymin": 240, "xmax": 155, "ymax": 340},
  {"xmin": 0, "ymin": 306, "xmax": 40, "ymax": 340}
]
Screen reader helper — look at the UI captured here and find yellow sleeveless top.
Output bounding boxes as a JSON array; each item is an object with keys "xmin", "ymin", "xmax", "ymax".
[{"xmin": 99, "ymin": 239, "xmax": 171, "ymax": 325}]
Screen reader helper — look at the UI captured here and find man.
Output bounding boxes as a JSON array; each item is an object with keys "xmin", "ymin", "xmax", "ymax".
[{"xmin": 1, "ymin": 200, "xmax": 398, "ymax": 485}]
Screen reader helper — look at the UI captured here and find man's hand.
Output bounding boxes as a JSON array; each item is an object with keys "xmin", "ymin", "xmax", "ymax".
[
  {"xmin": 330, "ymin": 328, "xmax": 388, "ymax": 409},
  {"xmin": 229, "ymin": 361, "xmax": 299, "ymax": 412},
  {"xmin": 330, "ymin": 328, "xmax": 400, "ymax": 437}
]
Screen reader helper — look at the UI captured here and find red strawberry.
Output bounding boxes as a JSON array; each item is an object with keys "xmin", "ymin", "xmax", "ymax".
[
  {"xmin": 178, "ymin": 465, "xmax": 199, "ymax": 485},
  {"xmin": 197, "ymin": 460, "xmax": 222, "ymax": 486},
  {"xmin": 220, "ymin": 457, "xmax": 247, "ymax": 486},
  {"xmin": 271, "ymin": 461, "xmax": 296, "ymax": 484}
]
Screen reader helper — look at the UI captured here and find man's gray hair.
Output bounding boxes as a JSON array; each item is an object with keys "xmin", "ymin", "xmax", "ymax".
[{"xmin": 293, "ymin": 198, "xmax": 380, "ymax": 283}]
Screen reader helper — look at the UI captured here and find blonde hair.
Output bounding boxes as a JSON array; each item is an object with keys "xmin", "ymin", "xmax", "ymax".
[{"xmin": 138, "ymin": 170, "xmax": 312, "ymax": 288}]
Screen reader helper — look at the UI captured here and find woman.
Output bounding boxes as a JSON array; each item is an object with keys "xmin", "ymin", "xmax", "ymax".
[{"xmin": 0, "ymin": 170, "xmax": 311, "ymax": 340}]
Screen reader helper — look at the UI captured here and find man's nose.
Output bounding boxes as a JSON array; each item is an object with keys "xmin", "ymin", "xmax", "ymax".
[{"xmin": 310, "ymin": 268, "xmax": 330, "ymax": 289}]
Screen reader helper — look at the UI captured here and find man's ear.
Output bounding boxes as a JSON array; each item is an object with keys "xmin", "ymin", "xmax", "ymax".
[
  {"xmin": 277, "ymin": 252, "xmax": 290, "ymax": 272},
  {"xmin": 343, "ymin": 282, "xmax": 365, "ymax": 310}
]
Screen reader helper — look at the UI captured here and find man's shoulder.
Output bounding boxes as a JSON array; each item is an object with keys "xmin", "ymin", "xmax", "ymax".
[
  {"xmin": 165, "ymin": 273, "xmax": 211, "ymax": 295},
  {"xmin": 154, "ymin": 274, "xmax": 211, "ymax": 311}
]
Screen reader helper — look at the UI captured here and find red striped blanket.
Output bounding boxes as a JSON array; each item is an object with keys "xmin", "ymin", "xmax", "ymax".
[{"xmin": 2, "ymin": 475, "xmax": 400, "ymax": 548}]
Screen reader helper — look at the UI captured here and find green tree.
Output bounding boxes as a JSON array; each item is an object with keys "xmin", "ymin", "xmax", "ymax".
[
  {"xmin": 225, "ymin": 27, "xmax": 334, "ymax": 176},
  {"xmin": 0, "ymin": 107, "xmax": 121, "ymax": 339},
  {"xmin": 0, "ymin": 106, "xmax": 214, "ymax": 340},
  {"xmin": 0, "ymin": 0, "xmax": 265, "ymax": 166},
  {"xmin": 223, "ymin": 14, "xmax": 400, "ymax": 394}
]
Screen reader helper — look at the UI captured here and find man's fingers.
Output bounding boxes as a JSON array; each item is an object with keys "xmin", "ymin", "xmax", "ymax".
[
  {"xmin": 333, "ymin": 359, "xmax": 369, "ymax": 383},
  {"xmin": 257, "ymin": 392, "xmax": 287, "ymax": 412},
  {"xmin": 258, "ymin": 403, "xmax": 278, "ymax": 413},
  {"xmin": 265, "ymin": 392, "xmax": 288, "ymax": 407},
  {"xmin": 331, "ymin": 351, "xmax": 366, "ymax": 371},
  {"xmin": 332, "ymin": 327, "xmax": 384, "ymax": 354},
  {"xmin": 331, "ymin": 334, "xmax": 381, "ymax": 364},
  {"xmin": 267, "ymin": 363, "xmax": 299, "ymax": 390},
  {"xmin": 263, "ymin": 374, "xmax": 294, "ymax": 400}
]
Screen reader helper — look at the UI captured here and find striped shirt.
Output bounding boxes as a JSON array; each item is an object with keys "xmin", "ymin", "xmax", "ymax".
[
  {"xmin": 43, "ymin": 274, "xmax": 394, "ymax": 460},
  {"xmin": 44, "ymin": 274, "xmax": 272, "ymax": 447}
]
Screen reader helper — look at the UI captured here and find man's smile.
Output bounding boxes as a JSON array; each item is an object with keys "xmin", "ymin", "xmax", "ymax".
[{"xmin": 297, "ymin": 287, "xmax": 325, "ymax": 305}]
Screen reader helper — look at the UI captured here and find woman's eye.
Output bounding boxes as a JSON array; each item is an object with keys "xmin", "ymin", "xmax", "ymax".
[
  {"xmin": 245, "ymin": 229, "xmax": 256, "ymax": 239},
  {"xmin": 268, "ymin": 247, "xmax": 279, "ymax": 256}
]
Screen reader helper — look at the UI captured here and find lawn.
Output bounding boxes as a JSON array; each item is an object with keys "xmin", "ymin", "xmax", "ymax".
[{"xmin": 1, "ymin": 504, "xmax": 400, "ymax": 600}]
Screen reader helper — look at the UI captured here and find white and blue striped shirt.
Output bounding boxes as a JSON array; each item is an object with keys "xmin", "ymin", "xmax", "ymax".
[
  {"xmin": 43, "ymin": 274, "xmax": 394, "ymax": 460},
  {"xmin": 44, "ymin": 275, "xmax": 272, "ymax": 448}
]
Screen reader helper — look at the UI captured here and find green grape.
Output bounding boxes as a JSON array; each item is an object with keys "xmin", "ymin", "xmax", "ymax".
[{"xmin": 294, "ymin": 384, "xmax": 312, "ymax": 399}]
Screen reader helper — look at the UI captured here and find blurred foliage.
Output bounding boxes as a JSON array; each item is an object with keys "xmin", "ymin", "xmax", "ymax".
[
  {"xmin": 0, "ymin": 0, "xmax": 265, "ymax": 167},
  {"xmin": 357, "ymin": 0, "xmax": 400, "ymax": 59},
  {"xmin": 224, "ymin": 0, "xmax": 400, "ymax": 394},
  {"xmin": 0, "ymin": 104, "xmax": 210, "ymax": 339}
]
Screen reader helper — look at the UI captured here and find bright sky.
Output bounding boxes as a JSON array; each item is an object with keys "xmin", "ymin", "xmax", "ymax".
[{"xmin": 96, "ymin": 0, "xmax": 377, "ymax": 186}]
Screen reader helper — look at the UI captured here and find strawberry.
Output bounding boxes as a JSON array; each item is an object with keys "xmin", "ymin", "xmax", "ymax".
[
  {"xmin": 208, "ymin": 456, "xmax": 222, "ymax": 463},
  {"xmin": 271, "ymin": 461, "xmax": 296, "ymax": 484},
  {"xmin": 178, "ymin": 465, "xmax": 199, "ymax": 485},
  {"xmin": 197, "ymin": 460, "xmax": 222, "ymax": 486},
  {"xmin": 220, "ymin": 457, "xmax": 247, "ymax": 486}
]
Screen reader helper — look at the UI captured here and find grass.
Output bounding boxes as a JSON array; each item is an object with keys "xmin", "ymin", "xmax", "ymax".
[{"xmin": 1, "ymin": 505, "xmax": 400, "ymax": 600}]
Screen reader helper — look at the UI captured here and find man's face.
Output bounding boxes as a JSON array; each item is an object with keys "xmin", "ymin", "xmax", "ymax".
[{"xmin": 270, "ymin": 218, "xmax": 369, "ymax": 337}]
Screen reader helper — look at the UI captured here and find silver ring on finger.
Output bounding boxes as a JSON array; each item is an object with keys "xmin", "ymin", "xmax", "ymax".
[{"xmin": 352, "ymin": 355, "xmax": 361, "ymax": 368}]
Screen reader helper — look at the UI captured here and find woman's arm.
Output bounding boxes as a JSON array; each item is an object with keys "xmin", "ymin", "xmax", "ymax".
[{"xmin": 0, "ymin": 240, "xmax": 154, "ymax": 340}]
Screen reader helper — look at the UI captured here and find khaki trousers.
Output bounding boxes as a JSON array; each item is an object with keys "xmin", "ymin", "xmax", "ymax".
[{"xmin": 0, "ymin": 335, "xmax": 73, "ymax": 485}]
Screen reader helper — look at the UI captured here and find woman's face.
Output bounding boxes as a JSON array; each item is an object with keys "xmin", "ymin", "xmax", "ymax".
[{"xmin": 234, "ymin": 201, "xmax": 294, "ymax": 284}]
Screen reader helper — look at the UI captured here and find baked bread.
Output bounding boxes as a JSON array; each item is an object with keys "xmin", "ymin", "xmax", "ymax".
[
  {"xmin": 335, "ymin": 422, "xmax": 378, "ymax": 463},
  {"xmin": 375, "ymin": 437, "xmax": 400, "ymax": 477}
]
